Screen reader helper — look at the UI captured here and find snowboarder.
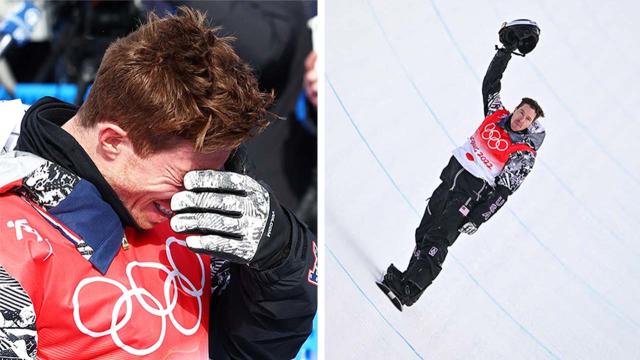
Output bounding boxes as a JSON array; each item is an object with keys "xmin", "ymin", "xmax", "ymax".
[{"xmin": 378, "ymin": 19, "xmax": 545, "ymax": 311}]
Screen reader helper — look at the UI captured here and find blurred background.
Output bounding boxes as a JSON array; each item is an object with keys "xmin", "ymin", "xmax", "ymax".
[
  {"xmin": 326, "ymin": 0, "xmax": 640, "ymax": 358},
  {"xmin": 0, "ymin": 1, "xmax": 317, "ymax": 359}
]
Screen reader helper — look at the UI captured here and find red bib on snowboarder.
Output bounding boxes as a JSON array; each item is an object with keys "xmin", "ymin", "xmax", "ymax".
[{"xmin": 453, "ymin": 109, "xmax": 536, "ymax": 185}]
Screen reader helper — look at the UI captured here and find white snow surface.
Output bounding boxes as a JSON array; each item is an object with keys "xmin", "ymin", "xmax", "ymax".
[{"xmin": 326, "ymin": 0, "xmax": 640, "ymax": 359}]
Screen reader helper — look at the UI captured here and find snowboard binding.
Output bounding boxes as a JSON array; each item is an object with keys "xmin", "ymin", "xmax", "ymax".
[
  {"xmin": 497, "ymin": 19, "xmax": 540, "ymax": 57},
  {"xmin": 376, "ymin": 264, "xmax": 405, "ymax": 311}
]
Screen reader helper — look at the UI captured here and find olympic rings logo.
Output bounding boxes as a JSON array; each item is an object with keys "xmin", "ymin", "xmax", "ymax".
[
  {"xmin": 481, "ymin": 123, "xmax": 509, "ymax": 151},
  {"xmin": 72, "ymin": 237, "xmax": 205, "ymax": 356}
]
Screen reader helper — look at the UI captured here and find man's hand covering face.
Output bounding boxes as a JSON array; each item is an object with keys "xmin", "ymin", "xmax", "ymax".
[{"xmin": 170, "ymin": 170, "xmax": 288, "ymax": 268}]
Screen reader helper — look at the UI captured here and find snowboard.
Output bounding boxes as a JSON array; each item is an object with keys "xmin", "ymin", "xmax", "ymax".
[{"xmin": 376, "ymin": 280, "xmax": 403, "ymax": 312}]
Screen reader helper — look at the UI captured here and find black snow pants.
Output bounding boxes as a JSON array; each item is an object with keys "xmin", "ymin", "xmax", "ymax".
[{"xmin": 402, "ymin": 156, "xmax": 490, "ymax": 304}]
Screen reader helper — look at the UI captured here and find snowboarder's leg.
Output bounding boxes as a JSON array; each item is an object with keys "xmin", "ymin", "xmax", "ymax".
[
  {"xmin": 380, "ymin": 181, "xmax": 450, "ymax": 308},
  {"xmin": 396, "ymin": 191, "xmax": 469, "ymax": 307},
  {"xmin": 414, "ymin": 181, "xmax": 450, "ymax": 246},
  {"xmin": 380, "ymin": 247, "xmax": 446, "ymax": 309},
  {"xmin": 380, "ymin": 159, "xmax": 475, "ymax": 309},
  {"xmin": 401, "ymin": 244, "xmax": 449, "ymax": 306}
]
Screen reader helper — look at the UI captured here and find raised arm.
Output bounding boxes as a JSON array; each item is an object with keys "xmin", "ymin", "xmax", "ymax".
[
  {"xmin": 482, "ymin": 48, "xmax": 512, "ymax": 117},
  {"xmin": 483, "ymin": 19, "xmax": 541, "ymax": 116}
]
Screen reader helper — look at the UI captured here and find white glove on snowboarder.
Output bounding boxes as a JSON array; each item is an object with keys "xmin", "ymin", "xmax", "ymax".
[{"xmin": 459, "ymin": 222, "xmax": 478, "ymax": 235}]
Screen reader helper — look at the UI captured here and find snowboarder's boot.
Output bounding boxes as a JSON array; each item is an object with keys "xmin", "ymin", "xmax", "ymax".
[{"xmin": 377, "ymin": 264, "xmax": 405, "ymax": 311}]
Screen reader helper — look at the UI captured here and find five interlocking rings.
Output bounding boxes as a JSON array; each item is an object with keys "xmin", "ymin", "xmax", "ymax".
[
  {"xmin": 72, "ymin": 237, "xmax": 205, "ymax": 356},
  {"xmin": 481, "ymin": 123, "xmax": 509, "ymax": 151}
]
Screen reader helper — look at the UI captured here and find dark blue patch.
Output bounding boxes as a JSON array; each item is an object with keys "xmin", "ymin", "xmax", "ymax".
[{"xmin": 48, "ymin": 179, "xmax": 123, "ymax": 274}]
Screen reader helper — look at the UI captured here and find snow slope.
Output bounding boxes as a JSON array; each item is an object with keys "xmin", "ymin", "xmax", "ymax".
[{"xmin": 326, "ymin": 0, "xmax": 640, "ymax": 358}]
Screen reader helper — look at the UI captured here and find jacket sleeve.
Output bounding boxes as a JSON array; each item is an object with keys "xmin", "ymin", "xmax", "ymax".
[
  {"xmin": 482, "ymin": 49, "xmax": 513, "ymax": 117},
  {"xmin": 0, "ymin": 266, "xmax": 38, "ymax": 360},
  {"xmin": 209, "ymin": 207, "xmax": 317, "ymax": 360},
  {"xmin": 467, "ymin": 150, "xmax": 536, "ymax": 226}
]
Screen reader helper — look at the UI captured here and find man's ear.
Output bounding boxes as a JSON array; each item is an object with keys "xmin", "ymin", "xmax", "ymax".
[{"xmin": 95, "ymin": 123, "xmax": 132, "ymax": 161}]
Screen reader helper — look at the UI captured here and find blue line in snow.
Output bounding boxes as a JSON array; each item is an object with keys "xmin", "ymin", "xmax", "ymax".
[
  {"xmin": 524, "ymin": 59, "xmax": 640, "ymax": 186},
  {"xmin": 365, "ymin": 0, "xmax": 456, "ymax": 146},
  {"xmin": 428, "ymin": 0, "xmax": 481, "ymax": 83},
  {"xmin": 327, "ymin": 75, "xmax": 417, "ymax": 213},
  {"xmin": 535, "ymin": 0, "xmax": 638, "ymax": 125},
  {"xmin": 326, "ymin": 245, "xmax": 425, "ymax": 360}
]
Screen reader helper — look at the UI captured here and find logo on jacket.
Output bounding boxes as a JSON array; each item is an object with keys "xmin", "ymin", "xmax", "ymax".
[
  {"xmin": 308, "ymin": 241, "xmax": 318, "ymax": 286},
  {"xmin": 428, "ymin": 247, "xmax": 439, "ymax": 257},
  {"xmin": 72, "ymin": 237, "xmax": 205, "ymax": 356},
  {"xmin": 7, "ymin": 219, "xmax": 53, "ymax": 261},
  {"xmin": 481, "ymin": 123, "xmax": 508, "ymax": 151}
]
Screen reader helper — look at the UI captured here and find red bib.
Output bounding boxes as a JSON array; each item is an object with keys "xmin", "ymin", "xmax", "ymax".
[{"xmin": 453, "ymin": 109, "xmax": 536, "ymax": 184}]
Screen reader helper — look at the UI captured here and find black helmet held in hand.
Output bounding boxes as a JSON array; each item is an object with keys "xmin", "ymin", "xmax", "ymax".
[{"xmin": 498, "ymin": 19, "xmax": 540, "ymax": 56}]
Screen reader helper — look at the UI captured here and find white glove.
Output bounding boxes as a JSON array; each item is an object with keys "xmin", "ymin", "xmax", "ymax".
[
  {"xmin": 170, "ymin": 170, "xmax": 274, "ymax": 264},
  {"xmin": 459, "ymin": 222, "xmax": 478, "ymax": 235}
]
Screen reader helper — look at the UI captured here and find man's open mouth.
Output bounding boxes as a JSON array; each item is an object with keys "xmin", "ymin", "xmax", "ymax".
[{"xmin": 154, "ymin": 201, "xmax": 174, "ymax": 218}]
